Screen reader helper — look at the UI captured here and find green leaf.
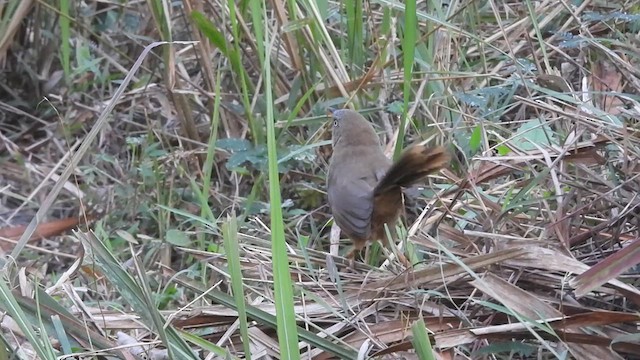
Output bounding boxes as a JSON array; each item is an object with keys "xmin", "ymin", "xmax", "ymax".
[
  {"xmin": 497, "ymin": 145, "xmax": 510, "ymax": 155},
  {"xmin": 386, "ymin": 101, "xmax": 405, "ymax": 114},
  {"xmin": 216, "ymin": 138, "xmax": 253, "ymax": 152},
  {"xmin": 165, "ymin": 229, "xmax": 191, "ymax": 247},
  {"xmin": 469, "ymin": 125, "xmax": 482, "ymax": 151},
  {"xmin": 226, "ymin": 146, "xmax": 267, "ymax": 170},
  {"xmin": 510, "ymin": 118, "xmax": 557, "ymax": 151}
]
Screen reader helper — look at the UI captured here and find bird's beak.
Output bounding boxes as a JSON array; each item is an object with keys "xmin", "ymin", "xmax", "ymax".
[{"xmin": 326, "ymin": 107, "xmax": 337, "ymax": 118}]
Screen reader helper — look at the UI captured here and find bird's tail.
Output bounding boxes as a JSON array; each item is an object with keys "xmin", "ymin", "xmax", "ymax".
[{"xmin": 374, "ymin": 145, "xmax": 450, "ymax": 195}]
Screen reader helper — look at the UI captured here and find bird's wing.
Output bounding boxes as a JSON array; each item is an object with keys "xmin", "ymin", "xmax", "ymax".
[{"xmin": 328, "ymin": 176, "xmax": 374, "ymax": 240}]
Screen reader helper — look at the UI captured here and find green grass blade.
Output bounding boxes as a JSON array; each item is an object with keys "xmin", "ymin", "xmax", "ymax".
[
  {"xmin": 249, "ymin": 0, "xmax": 265, "ymax": 66},
  {"xmin": 412, "ymin": 318, "xmax": 435, "ymax": 360},
  {"xmin": 190, "ymin": 11, "xmax": 228, "ymax": 55},
  {"xmin": 75, "ymin": 231, "xmax": 200, "ymax": 359},
  {"xmin": 51, "ymin": 315, "xmax": 72, "ymax": 355},
  {"xmin": 59, "ymin": 0, "xmax": 70, "ymax": 84},
  {"xmin": 395, "ymin": 0, "xmax": 417, "ymax": 160},
  {"xmin": 197, "ymin": 65, "xmax": 224, "ymax": 251},
  {"xmin": 11, "ymin": 288, "xmax": 126, "ymax": 356},
  {"xmin": 345, "ymin": 0, "xmax": 365, "ymax": 71},
  {"xmin": 192, "ymin": 10, "xmax": 259, "ymax": 144},
  {"xmin": 225, "ymin": 1, "xmax": 260, "ymax": 142},
  {"xmin": 176, "ymin": 276, "xmax": 359, "ymax": 359},
  {"xmin": 178, "ymin": 329, "xmax": 240, "ymax": 359},
  {"xmin": 261, "ymin": 1, "xmax": 301, "ymax": 357},
  {"xmin": 222, "ymin": 215, "xmax": 253, "ymax": 359},
  {"xmin": 0, "ymin": 277, "xmax": 57, "ymax": 359}
]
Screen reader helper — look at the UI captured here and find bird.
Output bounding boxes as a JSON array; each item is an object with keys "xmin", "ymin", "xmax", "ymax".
[{"xmin": 326, "ymin": 108, "xmax": 450, "ymax": 267}]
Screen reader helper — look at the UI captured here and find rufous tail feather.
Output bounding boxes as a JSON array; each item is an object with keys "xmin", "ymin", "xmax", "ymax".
[{"xmin": 374, "ymin": 145, "xmax": 449, "ymax": 195}]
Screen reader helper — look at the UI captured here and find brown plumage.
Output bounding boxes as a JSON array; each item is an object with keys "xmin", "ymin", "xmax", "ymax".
[{"xmin": 327, "ymin": 109, "xmax": 449, "ymax": 267}]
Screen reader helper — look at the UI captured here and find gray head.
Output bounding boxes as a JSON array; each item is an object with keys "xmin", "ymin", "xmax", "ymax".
[{"xmin": 328, "ymin": 109, "xmax": 380, "ymax": 149}]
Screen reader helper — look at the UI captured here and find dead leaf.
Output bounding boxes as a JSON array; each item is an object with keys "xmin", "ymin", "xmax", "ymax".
[{"xmin": 591, "ymin": 60, "xmax": 625, "ymax": 115}]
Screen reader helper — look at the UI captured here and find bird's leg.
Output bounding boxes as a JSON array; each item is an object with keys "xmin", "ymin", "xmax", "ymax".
[
  {"xmin": 396, "ymin": 251, "xmax": 411, "ymax": 268},
  {"xmin": 380, "ymin": 226, "xmax": 412, "ymax": 268},
  {"xmin": 345, "ymin": 239, "xmax": 367, "ymax": 268},
  {"xmin": 380, "ymin": 240, "xmax": 411, "ymax": 268},
  {"xmin": 345, "ymin": 247, "xmax": 357, "ymax": 269}
]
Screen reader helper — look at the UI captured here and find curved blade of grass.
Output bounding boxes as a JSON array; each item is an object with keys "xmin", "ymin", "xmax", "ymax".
[
  {"xmin": 190, "ymin": 11, "xmax": 228, "ymax": 55},
  {"xmin": 224, "ymin": 0, "xmax": 261, "ymax": 141},
  {"xmin": 279, "ymin": 80, "xmax": 322, "ymax": 140},
  {"xmin": 75, "ymin": 230, "xmax": 199, "ymax": 359},
  {"xmin": 10, "ymin": 288, "xmax": 125, "ymax": 356},
  {"xmin": 4, "ymin": 272, "xmax": 252, "ymax": 360},
  {"xmin": 299, "ymin": 0, "xmax": 349, "ymax": 81},
  {"xmin": 133, "ymin": 254, "xmax": 185, "ymax": 359},
  {"xmin": 0, "ymin": 278, "xmax": 57, "ymax": 359}
]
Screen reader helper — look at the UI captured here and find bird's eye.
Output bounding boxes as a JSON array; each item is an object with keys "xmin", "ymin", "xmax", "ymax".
[{"xmin": 333, "ymin": 120, "xmax": 338, "ymax": 127}]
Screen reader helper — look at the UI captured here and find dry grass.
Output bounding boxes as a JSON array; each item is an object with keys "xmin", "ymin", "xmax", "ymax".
[{"xmin": 1, "ymin": 0, "xmax": 640, "ymax": 359}]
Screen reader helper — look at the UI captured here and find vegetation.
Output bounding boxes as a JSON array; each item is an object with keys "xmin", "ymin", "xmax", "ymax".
[{"xmin": 1, "ymin": 0, "xmax": 639, "ymax": 359}]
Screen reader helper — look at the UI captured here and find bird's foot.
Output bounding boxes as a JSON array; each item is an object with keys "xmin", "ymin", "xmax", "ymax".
[{"xmin": 397, "ymin": 252, "xmax": 412, "ymax": 269}]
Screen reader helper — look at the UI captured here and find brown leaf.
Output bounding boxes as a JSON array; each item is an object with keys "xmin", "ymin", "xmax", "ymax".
[
  {"xmin": 591, "ymin": 60, "xmax": 625, "ymax": 115},
  {"xmin": 503, "ymin": 245, "xmax": 640, "ymax": 306},
  {"xmin": 537, "ymin": 74, "xmax": 572, "ymax": 93},
  {"xmin": 471, "ymin": 273, "xmax": 560, "ymax": 319},
  {"xmin": 571, "ymin": 237, "xmax": 640, "ymax": 297},
  {"xmin": 0, "ymin": 214, "xmax": 98, "ymax": 250},
  {"xmin": 365, "ymin": 248, "xmax": 528, "ymax": 292}
]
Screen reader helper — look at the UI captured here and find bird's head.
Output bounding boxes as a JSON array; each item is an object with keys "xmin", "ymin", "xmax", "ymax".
[{"xmin": 327, "ymin": 108, "xmax": 379, "ymax": 148}]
